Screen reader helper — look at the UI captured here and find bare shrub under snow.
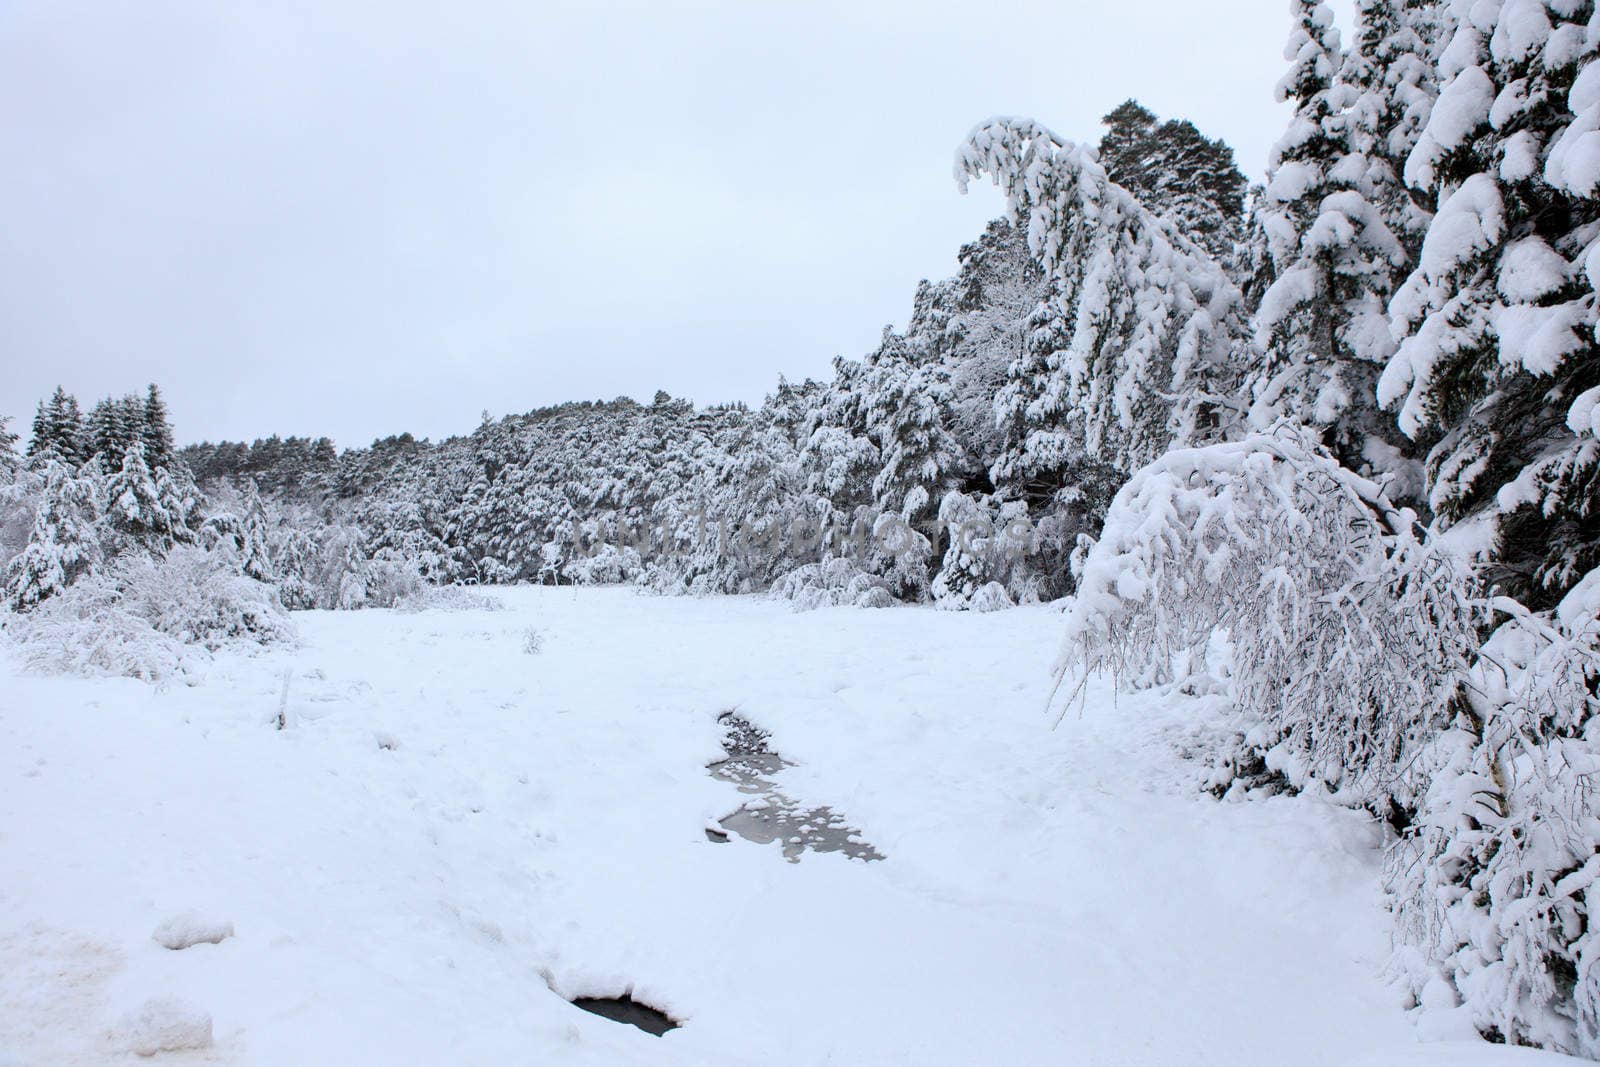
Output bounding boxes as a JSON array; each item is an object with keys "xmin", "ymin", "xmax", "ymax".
[
  {"xmin": 6, "ymin": 546, "xmax": 293, "ymax": 682},
  {"xmin": 1057, "ymin": 431, "xmax": 1480, "ymax": 806},
  {"xmin": 1387, "ymin": 575, "xmax": 1600, "ymax": 1056}
]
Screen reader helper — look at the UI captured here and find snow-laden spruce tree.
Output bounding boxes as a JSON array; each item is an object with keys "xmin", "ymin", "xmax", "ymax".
[
  {"xmin": 236, "ymin": 478, "xmax": 275, "ymax": 583},
  {"xmin": 956, "ymin": 116, "xmax": 1253, "ymax": 483},
  {"xmin": 646, "ymin": 386, "xmax": 820, "ymax": 596},
  {"xmin": 140, "ymin": 384, "xmax": 175, "ymax": 469},
  {"xmin": 3, "ymin": 460, "xmax": 103, "ymax": 612},
  {"xmin": 931, "ymin": 220, "xmax": 1045, "ymax": 468},
  {"xmin": 0, "ymin": 415, "xmax": 18, "ymax": 478},
  {"xmin": 1379, "ymin": 0, "xmax": 1600, "ymax": 608},
  {"xmin": 1251, "ymin": 0, "xmax": 1438, "ymax": 479},
  {"xmin": 801, "ymin": 326, "xmax": 967, "ymax": 530},
  {"xmin": 267, "ymin": 521, "xmax": 321, "ymax": 610},
  {"xmin": 103, "ymin": 445, "xmax": 181, "ymax": 554},
  {"xmin": 84, "ymin": 395, "xmax": 148, "ymax": 466},
  {"xmin": 27, "ymin": 387, "xmax": 87, "ymax": 466},
  {"xmin": 1057, "ymin": 428, "xmax": 1480, "ymax": 808}
]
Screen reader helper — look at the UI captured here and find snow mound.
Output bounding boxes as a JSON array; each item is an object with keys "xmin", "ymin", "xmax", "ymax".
[
  {"xmin": 110, "ymin": 996, "xmax": 212, "ymax": 1057},
  {"xmin": 151, "ymin": 912, "xmax": 234, "ymax": 950}
]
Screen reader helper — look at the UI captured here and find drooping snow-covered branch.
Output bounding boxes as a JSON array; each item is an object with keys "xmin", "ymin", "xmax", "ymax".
[{"xmin": 1057, "ymin": 429, "xmax": 1480, "ymax": 802}]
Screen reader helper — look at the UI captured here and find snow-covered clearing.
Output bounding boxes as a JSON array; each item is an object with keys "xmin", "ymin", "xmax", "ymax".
[{"xmin": 0, "ymin": 587, "xmax": 1534, "ymax": 1065}]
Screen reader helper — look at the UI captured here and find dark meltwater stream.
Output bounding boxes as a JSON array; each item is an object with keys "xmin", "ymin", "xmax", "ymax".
[{"xmin": 706, "ymin": 712, "xmax": 883, "ymax": 863}]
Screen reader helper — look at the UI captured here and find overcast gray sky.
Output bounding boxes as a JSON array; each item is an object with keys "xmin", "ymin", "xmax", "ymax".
[{"xmin": 1, "ymin": 1, "xmax": 1343, "ymax": 448}]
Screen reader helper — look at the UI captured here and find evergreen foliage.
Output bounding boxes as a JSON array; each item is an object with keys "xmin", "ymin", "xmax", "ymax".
[
  {"xmin": 28, "ymin": 386, "xmax": 87, "ymax": 465},
  {"xmin": 1098, "ymin": 99, "xmax": 1249, "ymax": 262}
]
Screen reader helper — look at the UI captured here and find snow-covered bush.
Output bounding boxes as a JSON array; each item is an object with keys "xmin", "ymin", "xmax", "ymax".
[
  {"xmin": 521, "ymin": 626, "xmax": 545, "ymax": 654},
  {"xmin": 1387, "ymin": 572, "xmax": 1600, "ymax": 1057},
  {"xmin": 112, "ymin": 547, "xmax": 291, "ymax": 649},
  {"xmin": 848, "ymin": 506, "xmax": 935, "ymax": 603},
  {"xmin": 772, "ymin": 557, "xmax": 897, "ymax": 611},
  {"xmin": 6, "ymin": 577, "xmax": 190, "ymax": 682},
  {"xmin": 930, "ymin": 492, "xmax": 1024, "ymax": 611},
  {"xmin": 1058, "ymin": 431, "xmax": 1481, "ymax": 806},
  {"xmin": 967, "ymin": 581, "xmax": 1015, "ymax": 613},
  {"xmin": 564, "ymin": 543, "xmax": 644, "ymax": 586},
  {"xmin": 393, "ymin": 584, "xmax": 501, "ymax": 613},
  {"xmin": 6, "ymin": 546, "xmax": 292, "ymax": 681},
  {"xmin": 337, "ymin": 556, "xmax": 425, "ymax": 610}
]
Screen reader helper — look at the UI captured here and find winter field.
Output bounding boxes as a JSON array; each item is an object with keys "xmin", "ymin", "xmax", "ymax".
[{"xmin": 0, "ymin": 586, "xmax": 1575, "ymax": 1066}]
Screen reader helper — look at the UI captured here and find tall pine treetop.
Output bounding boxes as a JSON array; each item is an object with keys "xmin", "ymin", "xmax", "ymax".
[
  {"xmin": 142, "ymin": 384, "xmax": 175, "ymax": 468},
  {"xmin": 1097, "ymin": 100, "xmax": 1249, "ymax": 261}
]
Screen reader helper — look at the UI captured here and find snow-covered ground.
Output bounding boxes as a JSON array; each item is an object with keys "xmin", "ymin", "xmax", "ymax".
[{"xmin": 0, "ymin": 588, "xmax": 1559, "ymax": 1065}]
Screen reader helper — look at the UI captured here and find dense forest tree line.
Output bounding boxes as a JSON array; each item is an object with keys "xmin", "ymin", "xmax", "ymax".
[
  {"xmin": 165, "ymin": 98, "xmax": 1252, "ymax": 608},
  {"xmin": 3, "ymin": 0, "xmax": 1598, "ymax": 1052}
]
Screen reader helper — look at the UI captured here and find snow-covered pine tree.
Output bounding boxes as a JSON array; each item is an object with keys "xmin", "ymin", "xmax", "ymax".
[
  {"xmin": 234, "ymin": 478, "xmax": 274, "ymax": 581},
  {"xmin": 1098, "ymin": 100, "xmax": 1249, "ymax": 263},
  {"xmin": 103, "ymin": 444, "xmax": 177, "ymax": 554},
  {"xmin": 141, "ymin": 384, "xmax": 175, "ymax": 468},
  {"xmin": 935, "ymin": 219, "xmax": 1046, "ymax": 471},
  {"xmin": 27, "ymin": 387, "xmax": 87, "ymax": 465},
  {"xmin": 1346, "ymin": 0, "xmax": 1444, "ymax": 204},
  {"xmin": 1251, "ymin": 0, "xmax": 1432, "ymax": 482},
  {"xmin": 84, "ymin": 396, "xmax": 144, "ymax": 467},
  {"xmin": 155, "ymin": 464, "xmax": 203, "ymax": 545},
  {"xmin": 958, "ymin": 116, "xmax": 1251, "ymax": 482},
  {"xmin": 84, "ymin": 399, "xmax": 120, "ymax": 464},
  {"xmin": 269, "ymin": 523, "xmax": 321, "ymax": 610},
  {"xmin": 802, "ymin": 355, "xmax": 883, "ymax": 512},
  {"xmin": 4, "ymin": 460, "xmax": 103, "ymax": 610},
  {"xmin": 861, "ymin": 329, "xmax": 964, "ymax": 522},
  {"xmin": 0, "ymin": 416, "xmax": 18, "ymax": 478},
  {"xmin": 1379, "ymin": 0, "xmax": 1600, "ymax": 607}
]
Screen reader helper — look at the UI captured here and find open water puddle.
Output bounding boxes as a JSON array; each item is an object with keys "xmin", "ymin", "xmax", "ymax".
[
  {"xmin": 706, "ymin": 712, "xmax": 883, "ymax": 863},
  {"xmin": 571, "ymin": 994, "xmax": 680, "ymax": 1036}
]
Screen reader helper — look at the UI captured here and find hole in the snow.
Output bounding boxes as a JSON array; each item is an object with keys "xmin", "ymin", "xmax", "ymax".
[
  {"xmin": 570, "ymin": 995, "xmax": 680, "ymax": 1036},
  {"xmin": 707, "ymin": 711, "xmax": 883, "ymax": 863}
]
